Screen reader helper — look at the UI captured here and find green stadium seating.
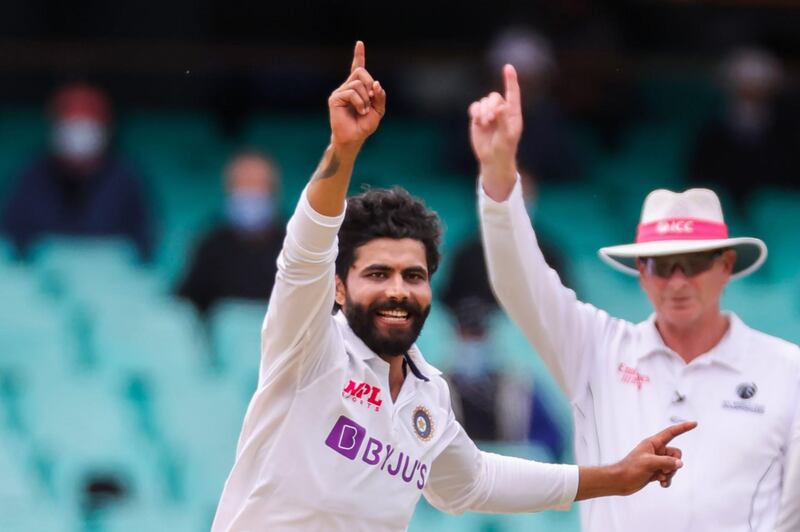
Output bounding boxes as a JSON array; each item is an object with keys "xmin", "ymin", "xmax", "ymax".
[
  {"xmin": 723, "ymin": 279, "xmax": 800, "ymax": 344},
  {"xmin": 208, "ymin": 299, "xmax": 266, "ymax": 377},
  {"xmin": 749, "ymin": 188, "xmax": 800, "ymax": 283},
  {"xmin": 88, "ymin": 297, "xmax": 208, "ymax": 380},
  {"xmin": 0, "ymin": 107, "xmax": 46, "ymax": 195},
  {"xmin": 569, "ymin": 257, "xmax": 653, "ymax": 323},
  {"xmin": 22, "ymin": 371, "xmax": 166, "ymax": 518},
  {"xmin": 414, "ymin": 302, "xmax": 459, "ymax": 371},
  {"xmin": 151, "ymin": 375, "xmax": 248, "ymax": 518}
]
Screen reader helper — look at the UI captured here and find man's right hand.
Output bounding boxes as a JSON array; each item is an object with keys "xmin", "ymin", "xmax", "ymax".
[
  {"xmin": 328, "ymin": 40, "xmax": 386, "ymax": 154},
  {"xmin": 576, "ymin": 421, "xmax": 698, "ymax": 500}
]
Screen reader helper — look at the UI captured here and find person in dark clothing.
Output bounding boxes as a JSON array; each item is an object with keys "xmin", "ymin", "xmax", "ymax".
[
  {"xmin": 1, "ymin": 83, "xmax": 154, "ymax": 259},
  {"xmin": 443, "ymin": 169, "xmax": 568, "ymax": 453},
  {"xmin": 689, "ymin": 47, "xmax": 798, "ymax": 210},
  {"xmin": 441, "ymin": 169, "xmax": 570, "ymax": 315},
  {"xmin": 443, "ymin": 28, "xmax": 582, "ymax": 183},
  {"xmin": 177, "ymin": 150, "xmax": 285, "ymax": 314}
]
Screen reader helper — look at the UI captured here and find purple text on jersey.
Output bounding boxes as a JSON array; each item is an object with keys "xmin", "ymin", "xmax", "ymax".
[{"xmin": 325, "ymin": 415, "xmax": 428, "ymax": 490}]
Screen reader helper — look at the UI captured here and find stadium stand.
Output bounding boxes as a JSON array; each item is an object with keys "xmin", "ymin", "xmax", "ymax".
[{"xmin": 1, "ymin": 82, "xmax": 798, "ymax": 530}]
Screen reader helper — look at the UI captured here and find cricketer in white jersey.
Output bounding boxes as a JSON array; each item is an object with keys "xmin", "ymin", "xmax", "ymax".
[
  {"xmin": 212, "ymin": 42, "xmax": 695, "ymax": 532},
  {"xmin": 470, "ymin": 64, "xmax": 800, "ymax": 532}
]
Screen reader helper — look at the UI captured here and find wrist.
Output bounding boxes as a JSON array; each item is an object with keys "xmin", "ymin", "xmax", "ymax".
[
  {"xmin": 479, "ymin": 160, "xmax": 517, "ymax": 202},
  {"xmin": 330, "ymin": 137, "xmax": 363, "ymax": 161},
  {"xmin": 575, "ymin": 464, "xmax": 625, "ymax": 501}
]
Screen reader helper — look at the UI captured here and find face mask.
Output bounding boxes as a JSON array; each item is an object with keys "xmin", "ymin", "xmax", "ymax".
[
  {"xmin": 52, "ymin": 118, "xmax": 107, "ymax": 162},
  {"xmin": 455, "ymin": 337, "xmax": 494, "ymax": 380},
  {"xmin": 226, "ymin": 192, "xmax": 276, "ymax": 231}
]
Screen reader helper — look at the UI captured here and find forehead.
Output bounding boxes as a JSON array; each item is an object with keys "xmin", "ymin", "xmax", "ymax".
[{"xmin": 351, "ymin": 238, "xmax": 427, "ymax": 270}]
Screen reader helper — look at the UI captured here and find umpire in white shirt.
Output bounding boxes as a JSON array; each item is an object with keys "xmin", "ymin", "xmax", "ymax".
[{"xmin": 471, "ymin": 64, "xmax": 800, "ymax": 532}]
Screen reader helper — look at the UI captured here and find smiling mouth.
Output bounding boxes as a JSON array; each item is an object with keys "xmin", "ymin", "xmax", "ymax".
[{"xmin": 375, "ymin": 309, "xmax": 410, "ymax": 324}]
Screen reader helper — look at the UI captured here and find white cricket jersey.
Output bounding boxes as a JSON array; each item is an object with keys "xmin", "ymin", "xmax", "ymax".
[
  {"xmin": 479, "ymin": 178, "xmax": 800, "ymax": 532},
  {"xmin": 211, "ymin": 187, "xmax": 579, "ymax": 532}
]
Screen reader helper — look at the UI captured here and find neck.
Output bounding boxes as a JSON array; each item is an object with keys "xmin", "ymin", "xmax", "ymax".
[
  {"xmin": 380, "ymin": 353, "xmax": 406, "ymax": 403},
  {"xmin": 656, "ymin": 311, "xmax": 730, "ymax": 364}
]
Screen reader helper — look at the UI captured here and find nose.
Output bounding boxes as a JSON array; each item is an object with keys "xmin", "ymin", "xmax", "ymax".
[
  {"xmin": 666, "ymin": 266, "xmax": 689, "ymax": 286},
  {"xmin": 384, "ymin": 273, "xmax": 410, "ymax": 301}
]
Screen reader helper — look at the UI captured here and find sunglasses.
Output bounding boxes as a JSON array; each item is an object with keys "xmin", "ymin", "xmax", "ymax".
[{"xmin": 639, "ymin": 250, "xmax": 725, "ymax": 278}]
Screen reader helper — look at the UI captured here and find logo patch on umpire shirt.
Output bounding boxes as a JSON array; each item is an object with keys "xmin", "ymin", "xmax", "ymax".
[
  {"xmin": 723, "ymin": 382, "xmax": 764, "ymax": 414},
  {"xmin": 736, "ymin": 382, "xmax": 757, "ymax": 400},
  {"xmin": 412, "ymin": 406, "xmax": 434, "ymax": 441}
]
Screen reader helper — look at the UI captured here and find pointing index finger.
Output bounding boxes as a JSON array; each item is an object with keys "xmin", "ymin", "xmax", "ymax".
[
  {"xmin": 351, "ymin": 40, "xmax": 366, "ymax": 73},
  {"xmin": 651, "ymin": 421, "xmax": 698, "ymax": 448},
  {"xmin": 503, "ymin": 64, "xmax": 521, "ymax": 113}
]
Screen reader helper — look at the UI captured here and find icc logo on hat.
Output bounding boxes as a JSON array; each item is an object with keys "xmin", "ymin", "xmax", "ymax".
[{"xmin": 737, "ymin": 382, "xmax": 758, "ymax": 400}]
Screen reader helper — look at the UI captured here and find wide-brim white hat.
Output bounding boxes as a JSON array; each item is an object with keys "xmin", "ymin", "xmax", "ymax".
[{"xmin": 598, "ymin": 188, "xmax": 767, "ymax": 280}]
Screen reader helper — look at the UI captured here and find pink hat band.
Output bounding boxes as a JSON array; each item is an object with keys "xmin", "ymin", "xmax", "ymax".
[{"xmin": 636, "ymin": 218, "xmax": 729, "ymax": 243}]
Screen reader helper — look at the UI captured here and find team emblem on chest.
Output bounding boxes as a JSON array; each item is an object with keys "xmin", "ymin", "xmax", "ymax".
[{"xmin": 412, "ymin": 406, "xmax": 434, "ymax": 441}]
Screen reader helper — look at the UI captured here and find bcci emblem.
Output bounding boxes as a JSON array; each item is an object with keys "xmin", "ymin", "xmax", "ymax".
[
  {"xmin": 412, "ymin": 406, "xmax": 434, "ymax": 442},
  {"xmin": 737, "ymin": 383, "xmax": 757, "ymax": 400}
]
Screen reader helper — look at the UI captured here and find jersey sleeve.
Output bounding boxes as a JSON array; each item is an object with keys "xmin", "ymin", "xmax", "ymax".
[
  {"xmin": 258, "ymin": 185, "xmax": 346, "ymax": 386},
  {"xmin": 423, "ymin": 422, "xmax": 578, "ymax": 514},
  {"xmin": 478, "ymin": 176, "xmax": 617, "ymax": 401}
]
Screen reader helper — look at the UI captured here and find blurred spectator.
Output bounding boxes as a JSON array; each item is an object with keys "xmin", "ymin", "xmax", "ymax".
[
  {"xmin": 443, "ymin": 169, "xmax": 568, "ymax": 456},
  {"xmin": 446, "ymin": 298, "xmax": 566, "ymax": 459},
  {"xmin": 0, "ymin": 82, "xmax": 154, "ymax": 259},
  {"xmin": 444, "ymin": 28, "xmax": 583, "ymax": 182},
  {"xmin": 177, "ymin": 150, "xmax": 285, "ymax": 314},
  {"xmin": 689, "ymin": 47, "xmax": 799, "ymax": 210},
  {"xmin": 441, "ymin": 169, "xmax": 570, "ymax": 314}
]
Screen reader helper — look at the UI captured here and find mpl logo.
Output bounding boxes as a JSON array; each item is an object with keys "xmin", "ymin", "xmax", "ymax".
[
  {"xmin": 325, "ymin": 416, "xmax": 429, "ymax": 490},
  {"xmin": 656, "ymin": 220, "xmax": 694, "ymax": 235},
  {"xmin": 342, "ymin": 379, "xmax": 383, "ymax": 412}
]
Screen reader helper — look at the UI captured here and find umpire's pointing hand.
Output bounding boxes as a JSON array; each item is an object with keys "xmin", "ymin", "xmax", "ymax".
[{"xmin": 469, "ymin": 64, "xmax": 523, "ymax": 201}]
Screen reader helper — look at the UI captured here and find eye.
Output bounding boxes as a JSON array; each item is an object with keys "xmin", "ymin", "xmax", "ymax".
[
  {"xmin": 367, "ymin": 271, "xmax": 387, "ymax": 279},
  {"xmin": 405, "ymin": 272, "xmax": 426, "ymax": 282}
]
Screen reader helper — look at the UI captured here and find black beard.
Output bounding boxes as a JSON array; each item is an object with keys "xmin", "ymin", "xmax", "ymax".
[{"xmin": 344, "ymin": 296, "xmax": 430, "ymax": 357}]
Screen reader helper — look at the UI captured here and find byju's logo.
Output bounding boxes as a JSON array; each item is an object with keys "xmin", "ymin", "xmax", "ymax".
[
  {"xmin": 324, "ymin": 415, "xmax": 429, "ymax": 490},
  {"xmin": 325, "ymin": 416, "xmax": 367, "ymax": 460},
  {"xmin": 342, "ymin": 380, "xmax": 383, "ymax": 411}
]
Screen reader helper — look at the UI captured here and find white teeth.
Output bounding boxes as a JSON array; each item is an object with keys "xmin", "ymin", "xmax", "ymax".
[{"xmin": 378, "ymin": 309, "xmax": 408, "ymax": 318}]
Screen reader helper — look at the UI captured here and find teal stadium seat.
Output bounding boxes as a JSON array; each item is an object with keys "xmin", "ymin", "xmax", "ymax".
[
  {"xmin": 723, "ymin": 279, "xmax": 800, "ymax": 345},
  {"xmin": 535, "ymin": 183, "xmax": 624, "ymax": 263},
  {"xmin": 208, "ymin": 299, "xmax": 266, "ymax": 378},
  {"xmin": 22, "ymin": 371, "xmax": 166, "ymax": 520},
  {"xmin": 88, "ymin": 297, "xmax": 208, "ymax": 383},
  {"xmin": 749, "ymin": 188, "xmax": 800, "ymax": 283},
  {"xmin": 570, "ymin": 257, "xmax": 653, "ymax": 324},
  {"xmin": 151, "ymin": 375, "xmax": 248, "ymax": 526},
  {"xmin": 0, "ymin": 107, "xmax": 46, "ymax": 193},
  {"xmin": 30, "ymin": 237, "xmax": 164, "ymax": 312}
]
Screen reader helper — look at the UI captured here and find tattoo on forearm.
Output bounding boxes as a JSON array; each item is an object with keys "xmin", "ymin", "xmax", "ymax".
[{"xmin": 312, "ymin": 152, "xmax": 341, "ymax": 182}]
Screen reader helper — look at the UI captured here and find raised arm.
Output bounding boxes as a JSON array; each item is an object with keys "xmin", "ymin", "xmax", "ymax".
[
  {"xmin": 470, "ymin": 65, "xmax": 613, "ymax": 399},
  {"xmin": 424, "ymin": 420, "xmax": 695, "ymax": 515},
  {"xmin": 308, "ymin": 40, "xmax": 386, "ymax": 216},
  {"xmin": 259, "ymin": 41, "xmax": 386, "ymax": 384}
]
